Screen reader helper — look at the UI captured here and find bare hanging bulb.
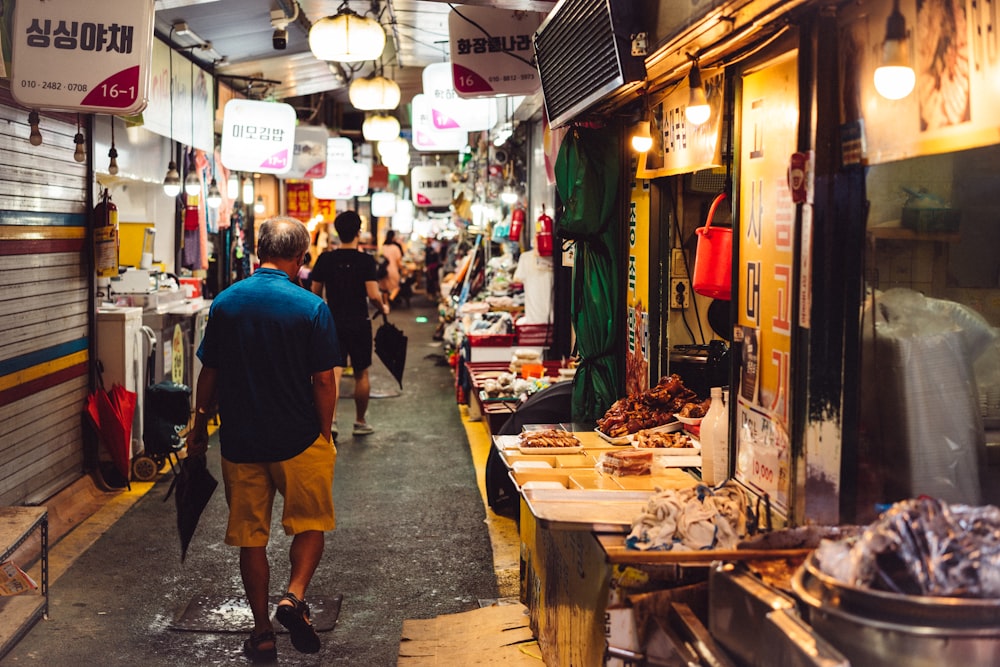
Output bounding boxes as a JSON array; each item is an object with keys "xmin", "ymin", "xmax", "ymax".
[
  {"xmin": 28, "ymin": 110, "xmax": 42, "ymax": 146},
  {"xmin": 107, "ymin": 146, "xmax": 119, "ymax": 175},
  {"xmin": 73, "ymin": 131, "xmax": 86, "ymax": 163}
]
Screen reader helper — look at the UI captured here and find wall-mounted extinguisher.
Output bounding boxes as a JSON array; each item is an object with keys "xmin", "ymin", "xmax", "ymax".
[
  {"xmin": 93, "ymin": 188, "xmax": 119, "ymax": 278},
  {"xmin": 508, "ymin": 206, "xmax": 525, "ymax": 242},
  {"xmin": 535, "ymin": 204, "xmax": 553, "ymax": 257}
]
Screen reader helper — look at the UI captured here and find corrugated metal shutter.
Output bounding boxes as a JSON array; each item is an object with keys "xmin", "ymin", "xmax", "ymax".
[{"xmin": 0, "ymin": 86, "xmax": 90, "ymax": 506}]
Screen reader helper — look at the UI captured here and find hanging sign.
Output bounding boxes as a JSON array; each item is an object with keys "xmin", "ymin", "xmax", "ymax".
[
  {"xmin": 312, "ymin": 162, "xmax": 369, "ymax": 200},
  {"xmin": 411, "ymin": 165, "xmax": 452, "ymax": 208},
  {"xmin": 286, "ymin": 182, "xmax": 313, "ymax": 222},
  {"xmin": 371, "ymin": 192, "xmax": 397, "ymax": 217},
  {"xmin": 448, "ymin": 7, "xmax": 543, "ymax": 98},
  {"xmin": 411, "ymin": 93, "xmax": 469, "ymax": 152},
  {"xmin": 287, "ymin": 125, "xmax": 330, "ymax": 179},
  {"xmin": 10, "ymin": 0, "xmax": 154, "ymax": 114},
  {"xmin": 220, "ymin": 99, "xmax": 296, "ymax": 174},
  {"xmin": 422, "ymin": 62, "xmax": 499, "ymax": 131}
]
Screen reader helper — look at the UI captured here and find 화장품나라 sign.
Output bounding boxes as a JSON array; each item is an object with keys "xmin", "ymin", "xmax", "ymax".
[{"xmin": 11, "ymin": 0, "xmax": 154, "ymax": 114}]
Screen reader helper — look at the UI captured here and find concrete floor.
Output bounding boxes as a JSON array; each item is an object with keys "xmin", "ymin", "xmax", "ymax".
[{"xmin": 1, "ymin": 300, "xmax": 520, "ymax": 666}]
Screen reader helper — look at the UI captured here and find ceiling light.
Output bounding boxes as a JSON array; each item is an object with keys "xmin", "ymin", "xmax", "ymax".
[
  {"xmin": 631, "ymin": 120, "xmax": 653, "ymax": 152},
  {"xmin": 242, "ymin": 177, "xmax": 254, "ymax": 203},
  {"xmin": 362, "ymin": 113, "xmax": 400, "ymax": 142},
  {"xmin": 163, "ymin": 161, "xmax": 181, "ymax": 197},
  {"xmin": 28, "ymin": 110, "xmax": 42, "ymax": 146},
  {"xmin": 184, "ymin": 169, "xmax": 201, "ymax": 197},
  {"xmin": 206, "ymin": 178, "xmax": 222, "ymax": 209},
  {"xmin": 226, "ymin": 172, "xmax": 239, "ymax": 199},
  {"xmin": 686, "ymin": 62, "xmax": 711, "ymax": 126},
  {"xmin": 377, "ymin": 137, "xmax": 409, "ymax": 159},
  {"xmin": 501, "ymin": 185, "xmax": 519, "ymax": 205},
  {"xmin": 349, "ymin": 74, "xmax": 401, "ymax": 111},
  {"xmin": 254, "ymin": 195, "xmax": 265, "ymax": 214},
  {"xmin": 874, "ymin": 0, "xmax": 915, "ymax": 100},
  {"xmin": 309, "ymin": 4, "xmax": 386, "ymax": 63}
]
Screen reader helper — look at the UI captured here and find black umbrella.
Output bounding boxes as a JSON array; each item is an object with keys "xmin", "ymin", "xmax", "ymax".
[
  {"xmin": 374, "ymin": 311, "xmax": 408, "ymax": 389},
  {"xmin": 164, "ymin": 453, "xmax": 218, "ymax": 562}
]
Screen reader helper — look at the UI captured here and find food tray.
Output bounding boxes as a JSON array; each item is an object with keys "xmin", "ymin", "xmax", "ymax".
[
  {"xmin": 522, "ymin": 488, "xmax": 654, "ymax": 532},
  {"xmin": 468, "ymin": 332, "xmax": 516, "ymax": 347},
  {"xmin": 479, "ymin": 390, "xmax": 521, "ymax": 404},
  {"xmin": 493, "ymin": 435, "xmax": 522, "ymax": 450},
  {"xmin": 517, "ymin": 444, "xmax": 584, "ymax": 455},
  {"xmin": 596, "ymin": 420, "xmax": 683, "ymax": 445},
  {"xmin": 632, "ymin": 435, "xmax": 700, "ymax": 454}
]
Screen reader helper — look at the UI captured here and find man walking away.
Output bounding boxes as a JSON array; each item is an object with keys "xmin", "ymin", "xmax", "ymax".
[
  {"xmin": 310, "ymin": 210, "xmax": 389, "ymax": 437},
  {"xmin": 186, "ymin": 217, "xmax": 341, "ymax": 662}
]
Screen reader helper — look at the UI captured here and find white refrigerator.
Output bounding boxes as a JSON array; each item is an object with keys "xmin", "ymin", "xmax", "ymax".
[{"xmin": 96, "ymin": 306, "xmax": 148, "ymax": 466}]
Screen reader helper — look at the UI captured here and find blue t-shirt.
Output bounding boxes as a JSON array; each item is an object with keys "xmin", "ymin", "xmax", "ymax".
[{"xmin": 198, "ymin": 268, "xmax": 341, "ymax": 462}]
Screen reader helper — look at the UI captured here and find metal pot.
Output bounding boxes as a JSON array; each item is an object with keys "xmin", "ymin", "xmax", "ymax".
[{"xmin": 792, "ymin": 553, "xmax": 1000, "ymax": 666}]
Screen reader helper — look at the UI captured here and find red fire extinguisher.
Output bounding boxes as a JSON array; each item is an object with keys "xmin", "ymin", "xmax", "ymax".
[
  {"xmin": 535, "ymin": 204, "xmax": 553, "ymax": 257},
  {"xmin": 508, "ymin": 206, "xmax": 525, "ymax": 242}
]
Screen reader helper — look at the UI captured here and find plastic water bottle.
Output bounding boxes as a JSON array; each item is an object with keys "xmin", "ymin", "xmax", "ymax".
[{"xmin": 699, "ymin": 387, "xmax": 726, "ymax": 486}]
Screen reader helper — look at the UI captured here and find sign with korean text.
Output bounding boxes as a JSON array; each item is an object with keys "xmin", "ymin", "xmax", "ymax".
[
  {"xmin": 287, "ymin": 125, "xmax": 330, "ymax": 179},
  {"xmin": 626, "ymin": 165, "xmax": 651, "ymax": 395},
  {"xmin": 312, "ymin": 162, "xmax": 369, "ymax": 200},
  {"xmin": 637, "ymin": 67, "xmax": 724, "ymax": 178},
  {"xmin": 286, "ymin": 182, "xmax": 312, "ymax": 222},
  {"xmin": 137, "ymin": 39, "xmax": 214, "ymax": 152},
  {"xmin": 422, "ymin": 62, "xmax": 499, "ymax": 131},
  {"xmin": 11, "ymin": 0, "xmax": 154, "ymax": 114},
  {"xmin": 448, "ymin": 7, "xmax": 543, "ymax": 98},
  {"xmin": 411, "ymin": 165, "xmax": 452, "ymax": 208},
  {"xmin": 220, "ymin": 99, "xmax": 295, "ymax": 174},
  {"xmin": 733, "ymin": 52, "xmax": 798, "ymax": 514},
  {"xmin": 411, "ymin": 93, "xmax": 468, "ymax": 151}
]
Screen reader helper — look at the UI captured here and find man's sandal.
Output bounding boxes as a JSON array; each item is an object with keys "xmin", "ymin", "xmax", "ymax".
[
  {"xmin": 275, "ymin": 591, "xmax": 321, "ymax": 654},
  {"xmin": 243, "ymin": 628, "xmax": 277, "ymax": 663}
]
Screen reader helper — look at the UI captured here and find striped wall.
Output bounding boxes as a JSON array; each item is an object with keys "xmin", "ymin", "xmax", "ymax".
[{"xmin": 0, "ymin": 86, "xmax": 91, "ymax": 506}]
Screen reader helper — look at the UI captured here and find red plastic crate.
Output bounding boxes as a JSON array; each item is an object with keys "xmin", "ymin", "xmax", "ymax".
[
  {"xmin": 468, "ymin": 332, "xmax": 516, "ymax": 347},
  {"xmin": 515, "ymin": 323, "xmax": 553, "ymax": 347}
]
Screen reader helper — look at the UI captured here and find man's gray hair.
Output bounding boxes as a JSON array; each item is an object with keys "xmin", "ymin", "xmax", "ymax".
[{"xmin": 257, "ymin": 217, "xmax": 311, "ymax": 262}]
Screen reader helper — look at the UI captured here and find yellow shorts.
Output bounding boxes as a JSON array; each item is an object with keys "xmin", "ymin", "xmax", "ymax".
[{"xmin": 221, "ymin": 435, "xmax": 336, "ymax": 547}]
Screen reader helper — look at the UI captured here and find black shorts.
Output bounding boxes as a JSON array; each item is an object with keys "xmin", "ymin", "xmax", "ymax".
[{"xmin": 334, "ymin": 318, "xmax": 373, "ymax": 371}]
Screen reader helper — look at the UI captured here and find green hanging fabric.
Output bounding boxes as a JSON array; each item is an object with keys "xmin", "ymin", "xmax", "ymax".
[{"xmin": 554, "ymin": 128, "xmax": 622, "ymax": 423}]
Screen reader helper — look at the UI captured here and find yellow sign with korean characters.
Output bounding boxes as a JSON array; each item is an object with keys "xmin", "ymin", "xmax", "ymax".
[{"xmin": 734, "ymin": 52, "xmax": 798, "ymax": 512}]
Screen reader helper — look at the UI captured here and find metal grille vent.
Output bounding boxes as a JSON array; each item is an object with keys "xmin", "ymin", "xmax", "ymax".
[{"xmin": 533, "ymin": 0, "xmax": 644, "ymax": 128}]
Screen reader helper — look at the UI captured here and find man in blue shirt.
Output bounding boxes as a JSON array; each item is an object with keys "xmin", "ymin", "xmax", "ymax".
[{"xmin": 186, "ymin": 217, "xmax": 340, "ymax": 662}]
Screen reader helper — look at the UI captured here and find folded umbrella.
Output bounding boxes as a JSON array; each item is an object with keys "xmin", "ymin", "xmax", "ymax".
[
  {"xmin": 84, "ymin": 382, "xmax": 136, "ymax": 490},
  {"xmin": 374, "ymin": 311, "xmax": 408, "ymax": 389},
  {"xmin": 165, "ymin": 454, "xmax": 218, "ymax": 562}
]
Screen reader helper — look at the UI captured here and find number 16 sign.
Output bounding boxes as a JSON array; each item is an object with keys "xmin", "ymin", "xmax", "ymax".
[{"xmin": 11, "ymin": 0, "xmax": 154, "ymax": 115}]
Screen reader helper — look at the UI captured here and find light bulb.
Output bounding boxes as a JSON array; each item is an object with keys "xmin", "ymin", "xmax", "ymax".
[
  {"xmin": 73, "ymin": 133, "xmax": 86, "ymax": 162},
  {"xmin": 254, "ymin": 195, "xmax": 265, "ymax": 214},
  {"xmin": 501, "ymin": 185, "xmax": 519, "ymax": 204},
  {"xmin": 206, "ymin": 179, "xmax": 222, "ymax": 209},
  {"xmin": 184, "ymin": 170, "xmax": 201, "ymax": 197},
  {"xmin": 242, "ymin": 177, "xmax": 254, "ymax": 203},
  {"xmin": 874, "ymin": 4, "xmax": 914, "ymax": 100},
  {"xmin": 686, "ymin": 64, "xmax": 711, "ymax": 126},
  {"xmin": 107, "ymin": 147, "xmax": 119, "ymax": 175},
  {"xmin": 631, "ymin": 121, "xmax": 653, "ymax": 152},
  {"xmin": 227, "ymin": 172, "xmax": 240, "ymax": 199},
  {"xmin": 163, "ymin": 161, "xmax": 181, "ymax": 197},
  {"xmin": 28, "ymin": 111, "xmax": 42, "ymax": 146}
]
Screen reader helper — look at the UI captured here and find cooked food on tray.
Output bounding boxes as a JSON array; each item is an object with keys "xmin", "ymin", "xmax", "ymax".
[
  {"xmin": 518, "ymin": 429, "xmax": 581, "ymax": 448},
  {"xmin": 596, "ymin": 374, "xmax": 699, "ymax": 437},
  {"xmin": 676, "ymin": 400, "xmax": 711, "ymax": 419},
  {"xmin": 598, "ymin": 450, "xmax": 653, "ymax": 476},
  {"xmin": 634, "ymin": 430, "xmax": 693, "ymax": 449}
]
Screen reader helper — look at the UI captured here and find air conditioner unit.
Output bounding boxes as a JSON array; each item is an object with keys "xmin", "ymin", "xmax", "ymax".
[{"xmin": 533, "ymin": 0, "xmax": 645, "ymax": 128}]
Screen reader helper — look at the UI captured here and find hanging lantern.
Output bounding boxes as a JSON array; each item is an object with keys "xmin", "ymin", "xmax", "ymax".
[
  {"xmin": 362, "ymin": 113, "xmax": 400, "ymax": 142},
  {"xmin": 309, "ymin": 6, "xmax": 386, "ymax": 63},
  {"xmin": 349, "ymin": 75, "xmax": 401, "ymax": 111}
]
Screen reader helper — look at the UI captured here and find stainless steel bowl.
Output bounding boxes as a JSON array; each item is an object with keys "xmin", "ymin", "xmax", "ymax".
[{"xmin": 792, "ymin": 553, "xmax": 1000, "ymax": 666}]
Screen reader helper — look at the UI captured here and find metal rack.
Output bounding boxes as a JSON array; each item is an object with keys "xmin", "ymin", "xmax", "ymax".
[{"xmin": 0, "ymin": 507, "xmax": 48, "ymax": 660}]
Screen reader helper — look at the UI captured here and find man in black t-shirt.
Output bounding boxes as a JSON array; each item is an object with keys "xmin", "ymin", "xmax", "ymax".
[{"xmin": 311, "ymin": 211, "xmax": 389, "ymax": 438}]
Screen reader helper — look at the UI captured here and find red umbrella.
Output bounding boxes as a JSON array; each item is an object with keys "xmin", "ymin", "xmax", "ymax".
[{"xmin": 85, "ymin": 382, "xmax": 136, "ymax": 489}]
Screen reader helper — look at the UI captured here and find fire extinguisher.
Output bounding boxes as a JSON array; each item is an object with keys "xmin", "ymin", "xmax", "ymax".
[
  {"xmin": 508, "ymin": 206, "xmax": 525, "ymax": 242},
  {"xmin": 535, "ymin": 204, "xmax": 553, "ymax": 257},
  {"xmin": 93, "ymin": 188, "xmax": 119, "ymax": 279}
]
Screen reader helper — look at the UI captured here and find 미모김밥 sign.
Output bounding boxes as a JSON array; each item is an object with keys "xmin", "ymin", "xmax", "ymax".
[
  {"xmin": 220, "ymin": 98, "xmax": 296, "ymax": 174},
  {"xmin": 10, "ymin": 0, "xmax": 154, "ymax": 114}
]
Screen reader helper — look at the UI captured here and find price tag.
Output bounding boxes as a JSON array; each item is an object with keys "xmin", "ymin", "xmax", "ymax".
[{"xmin": 11, "ymin": 0, "xmax": 153, "ymax": 114}]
